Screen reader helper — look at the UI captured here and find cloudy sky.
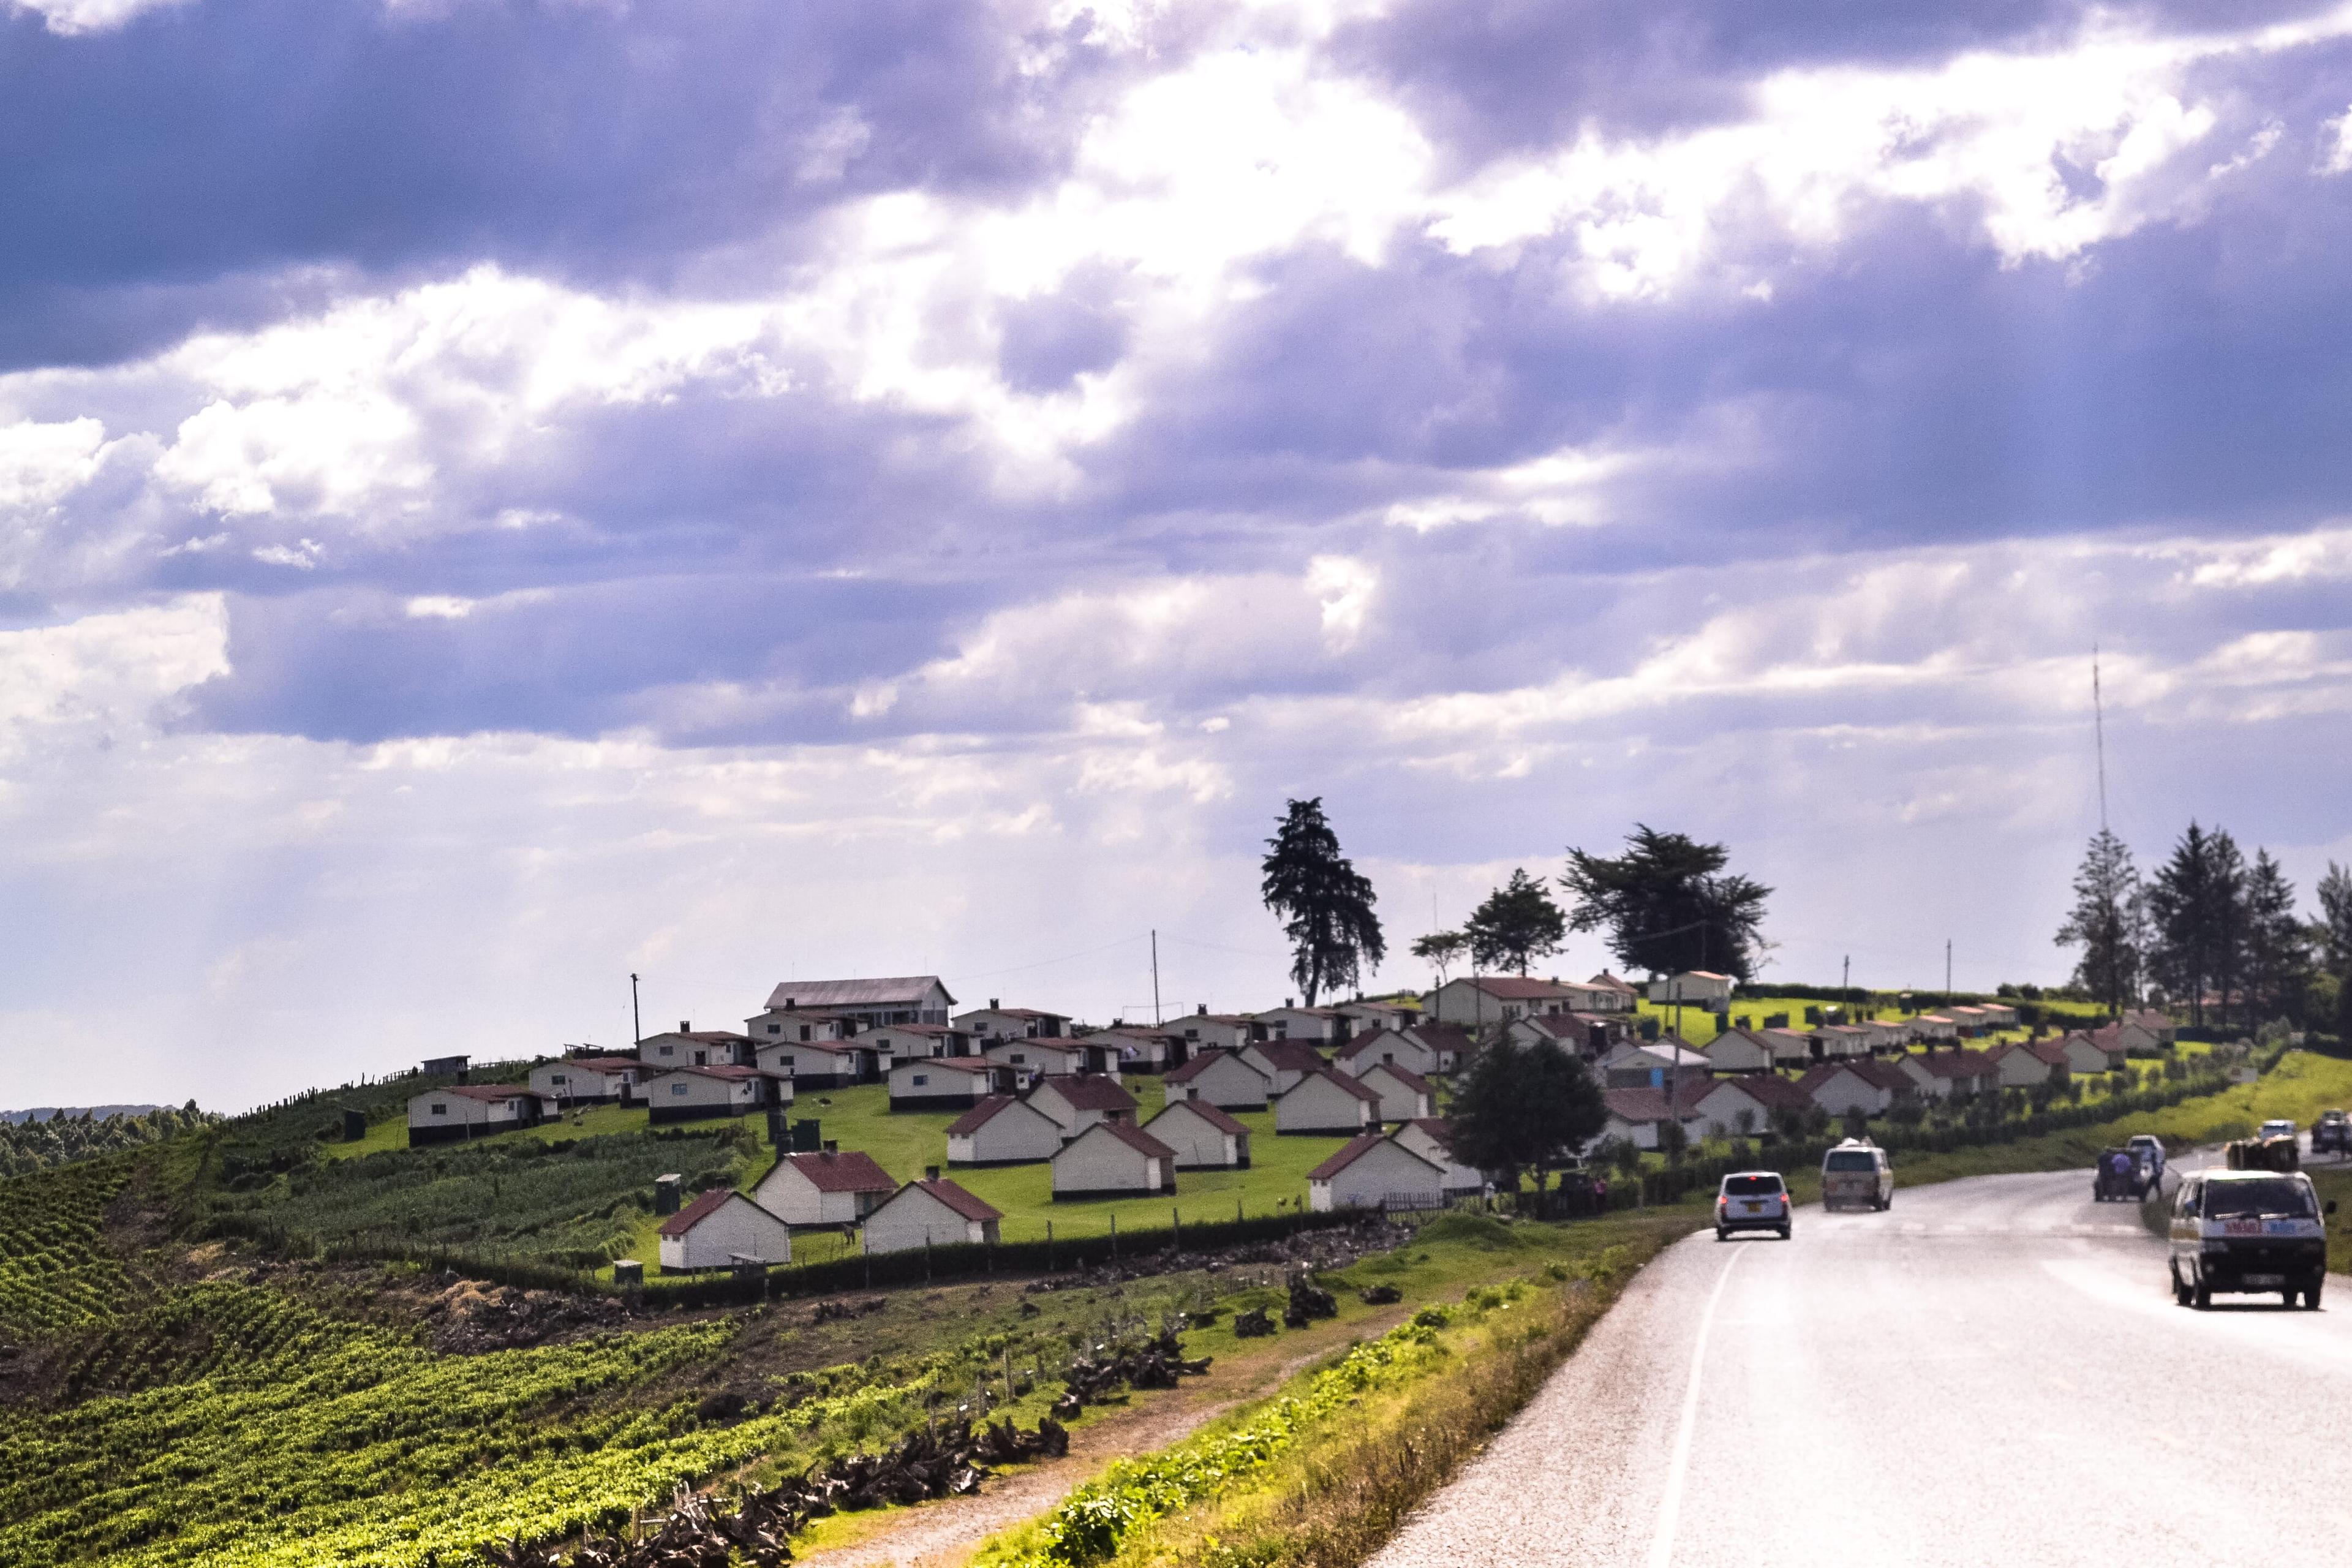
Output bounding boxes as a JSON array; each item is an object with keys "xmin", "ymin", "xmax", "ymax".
[{"xmin": 6, "ymin": 0, "xmax": 2350, "ymax": 1110}]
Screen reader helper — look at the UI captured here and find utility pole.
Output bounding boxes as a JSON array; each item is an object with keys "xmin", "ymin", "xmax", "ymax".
[
  {"xmin": 1945, "ymin": 941, "xmax": 1952, "ymax": 1000},
  {"xmin": 1151, "ymin": 929, "xmax": 1163, "ymax": 1027},
  {"xmin": 630, "ymin": 973, "xmax": 642, "ymax": 1044},
  {"xmin": 1842, "ymin": 954, "xmax": 1850, "ymax": 1005}
]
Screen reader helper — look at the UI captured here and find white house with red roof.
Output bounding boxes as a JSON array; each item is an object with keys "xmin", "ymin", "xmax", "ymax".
[
  {"xmin": 528, "ymin": 1056, "xmax": 637, "ymax": 1106},
  {"xmin": 1598, "ymin": 1084, "xmax": 1711, "ymax": 1151},
  {"xmin": 889, "ymin": 1057, "xmax": 1013, "ymax": 1110},
  {"xmin": 1391, "ymin": 1119, "xmax": 1486, "ymax": 1196},
  {"xmin": 1307, "ymin": 1133, "xmax": 1444, "ymax": 1212},
  {"xmin": 407, "ymin": 1084, "xmax": 545, "ymax": 1146},
  {"xmin": 1689, "ymin": 1074, "xmax": 1809, "ymax": 1139},
  {"xmin": 1079, "ymin": 1025, "xmax": 1184, "ymax": 1072},
  {"xmin": 1163, "ymin": 1048, "xmax": 1271, "ymax": 1110},
  {"xmin": 1647, "ymin": 971, "xmax": 1735, "ymax": 1007},
  {"xmin": 1700, "ymin": 1029, "xmax": 1775, "ymax": 1075},
  {"xmin": 640, "ymin": 1064, "xmax": 789, "ymax": 1125},
  {"xmin": 1581, "ymin": 973, "xmax": 1643, "ymax": 1012},
  {"xmin": 1273, "ymin": 1066, "xmax": 1381, "ymax": 1136},
  {"xmin": 751, "ymin": 1148, "xmax": 899, "ymax": 1226},
  {"xmin": 1050, "ymin": 1120, "xmax": 1177, "ymax": 1199},
  {"xmin": 859, "ymin": 1023, "xmax": 973, "ymax": 1069},
  {"xmin": 1023, "ymin": 1074, "xmax": 1139, "ymax": 1136},
  {"xmin": 1174, "ymin": 1010, "xmax": 1265, "ymax": 1052},
  {"xmin": 1796, "ymin": 1060, "xmax": 1912, "ymax": 1118},
  {"xmin": 1239, "ymin": 1038, "xmax": 1326, "ymax": 1096},
  {"xmin": 1143, "ymin": 1099, "xmax": 1251, "ymax": 1169},
  {"xmin": 657, "ymin": 1189, "xmax": 793, "ymax": 1271},
  {"xmin": 1355, "ymin": 1061, "xmax": 1434, "ymax": 1123},
  {"xmin": 741, "ymin": 1008, "xmax": 855, "ymax": 1046},
  {"xmin": 1422, "ymin": 975, "xmax": 1582, "ymax": 1027},
  {"xmin": 638, "ymin": 1023, "xmax": 754, "ymax": 1070},
  {"xmin": 1336, "ymin": 1027, "xmax": 1447, "ymax": 1079},
  {"xmin": 2117, "ymin": 1010, "xmax": 2176, "ymax": 1052},
  {"xmin": 1254, "ymin": 1004, "xmax": 1348, "ymax": 1043},
  {"xmin": 946, "ymin": 1096, "xmax": 1064, "ymax": 1166},
  {"xmin": 752, "ymin": 1038, "xmax": 876, "ymax": 1088},
  {"xmin": 863, "ymin": 1176, "xmax": 1003, "ymax": 1253},
  {"xmin": 2051, "ymin": 1028, "xmax": 2128, "ymax": 1076},
  {"xmin": 952, "ymin": 1001, "xmax": 1072, "ymax": 1041},
  {"xmin": 1506, "ymin": 1011, "xmax": 1616, "ymax": 1060},
  {"xmin": 1893, "ymin": 1049, "xmax": 1999, "ymax": 1101},
  {"xmin": 984, "ymin": 1035, "xmax": 1113, "ymax": 1086},
  {"xmin": 1987, "ymin": 1039, "xmax": 2069, "ymax": 1088}
]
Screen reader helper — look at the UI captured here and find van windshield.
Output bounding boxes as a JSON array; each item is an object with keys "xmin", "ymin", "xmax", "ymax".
[
  {"xmin": 1825, "ymin": 1152, "xmax": 1878, "ymax": 1172},
  {"xmin": 2204, "ymin": 1178, "xmax": 2315, "ymax": 1219},
  {"xmin": 1724, "ymin": 1175, "xmax": 1783, "ymax": 1196}
]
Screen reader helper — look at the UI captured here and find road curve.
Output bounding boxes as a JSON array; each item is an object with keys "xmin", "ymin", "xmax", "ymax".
[{"xmin": 1370, "ymin": 1166, "xmax": 2352, "ymax": 1568}]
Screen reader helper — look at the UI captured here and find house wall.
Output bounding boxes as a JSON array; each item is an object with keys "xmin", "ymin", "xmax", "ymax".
[
  {"xmin": 659, "ymin": 1198, "xmax": 793, "ymax": 1271},
  {"xmin": 1177, "ymin": 1017, "xmax": 1259, "ymax": 1052},
  {"xmin": 527, "ymin": 1064, "xmax": 625, "ymax": 1102},
  {"xmin": 1310, "ymin": 1141, "xmax": 1442, "ymax": 1212},
  {"xmin": 1144, "ymin": 1106, "xmax": 1247, "ymax": 1169},
  {"xmin": 1392, "ymin": 1127, "xmax": 1483, "ymax": 1194},
  {"xmin": 1806, "ymin": 1072, "xmax": 1889, "ymax": 1118},
  {"xmin": 1173, "ymin": 1054, "xmax": 1269, "ymax": 1110},
  {"xmin": 889, "ymin": 1063, "xmax": 998, "ymax": 1109},
  {"xmin": 1993, "ymin": 1050, "xmax": 2052, "ymax": 1088},
  {"xmin": 752, "ymin": 1043, "xmax": 862, "ymax": 1085},
  {"xmin": 1702, "ymin": 1033, "xmax": 1773, "ymax": 1074},
  {"xmin": 1358, "ymin": 1069, "xmax": 1430, "ymax": 1123},
  {"xmin": 748, "ymin": 1164, "xmax": 878, "ymax": 1226},
  {"xmin": 1050, "ymin": 1133, "xmax": 1168, "ymax": 1198},
  {"xmin": 865, "ymin": 1191, "xmax": 994, "ymax": 1253},
  {"xmin": 638, "ymin": 1033, "xmax": 742, "ymax": 1069},
  {"xmin": 948, "ymin": 1103, "xmax": 1063, "ymax": 1165},
  {"xmin": 984, "ymin": 1041, "xmax": 1084, "ymax": 1077},
  {"xmin": 1273, "ymin": 1076, "xmax": 1374, "ymax": 1135},
  {"xmin": 644, "ymin": 1073, "xmax": 763, "ymax": 1124},
  {"xmin": 1339, "ymin": 1031, "xmax": 1439, "ymax": 1079},
  {"xmin": 407, "ymin": 1091, "xmax": 510, "ymax": 1142},
  {"xmin": 1240, "ymin": 1045, "xmax": 1321, "ymax": 1096},
  {"xmin": 1691, "ymin": 1083, "xmax": 1772, "ymax": 1137}
]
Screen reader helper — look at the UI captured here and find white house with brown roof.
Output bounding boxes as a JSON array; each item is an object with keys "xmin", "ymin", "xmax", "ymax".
[
  {"xmin": 1335, "ymin": 1027, "xmax": 1442, "ymax": 1079},
  {"xmin": 984, "ymin": 1036, "xmax": 1112, "ymax": 1086},
  {"xmin": 1080, "ymin": 1025, "xmax": 1183, "ymax": 1072},
  {"xmin": 742, "ymin": 1008, "xmax": 856, "ymax": 1046},
  {"xmin": 1507, "ymin": 1012, "xmax": 1616, "ymax": 1060},
  {"xmin": 945, "ymin": 1096, "xmax": 1063, "ymax": 1166},
  {"xmin": 641, "ymin": 1065, "xmax": 788, "ymax": 1125},
  {"xmin": 752, "ymin": 1039, "xmax": 876, "ymax": 1089},
  {"xmin": 762, "ymin": 976, "xmax": 955, "ymax": 1028},
  {"xmin": 860, "ymin": 1023, "xmax": 973, "ymax": 1068},
  {"xmin": 1811, "ymin": 1024, "xmax": 1872, "ymax": 1061},
  {"xmin": 1355, "ymin": 1062, "xmax": 1435, "ymax": 1123},
  {"xmin": 638, "ymin": 1025, "xmax": 753, "ymax": 1070},
  {"xmin": 1894, "ymin": 1049, "xmax": 1999, "ymax": 1101},
  {"xmin": 1175, "ymin": 1011, "xmax": 1264, "ymax": 1052},
  {"xmin": 407, "ymin": 1084, "xmax": 545, "ymax": 1146},
  {"xmin": 2052, "ymin": 1029, "xmax": 2127, "ymax": 1076},
  {"xmin": 528, "ymin": 1057, "xmax": 636, "ymax": 1105},
  {"xmin": 1050, "ymin": 1120, "xmax": 1177, "ymax": 1199},
  {"xmin": 1647, "ymin": 971, "xmax": 1735, "ymax": 1007},
  {"xmin": 1700, "ymin": 1029, "xmax": 1776, "ymax": 1075},
  {"xmin": 952, "ymin": 1003, "xmax": 1071, "ymax": 1041},
  {"xmin": 1797, "ymin": 1060, "xmax": 1912, "ymax": 1118},
  {"xmin": 1307, "ymin": 1133, "xmax": 1445, "ymax": 1212},
  {"xmin": 1333, "ymin": 998, "xmax": 1417, "ymax": 1033},
  {"xmin": 751, "ymin": 1149, "xmax": 897, "ymax": 1226},
  {"xmin": 888, "ymin": 1057, "xmax": 1013, "ymax": 1110},
  {"xmin": 1143, "ymin": 1100, "xmax": 1251, "ymax": 1169},
  {"xmin": 1689, "ymin": 1076, "xmax": 1807, "ymax": 1139},
  {"xmin": 1422, "ymin": 975, "xmax": 1582, "ymax": 1027},
  {"xmin": 1240, "ymin": 1038, "xmax": 1327, "ymax": 1096},
  {"xmin": 1601, "ymin": 1039, "xmax": 1711, "ymax": 1088},
  {"xmin": 1273, "ymin": 1067, "xmax": 1381, "ymax": 1136},
  {"xmin": 1581, "ymin": 973, "xmax": 1643, "ymax": 1013},
  {"xmin": 1755, "ymin": 1028, "xmax": 1817, "ymax": 1068},
  {"xmin": 1597, "ymin": 1084, "xmax": 1711, "ymax": 1151},
  {"xmin": 1163, "ymin": 1048, "xmax": 1271, "ymax": 1110},
  {"xmin": 1391, "ymin": 1119, "xmax": 1485, "ymax": 1196},
  {"xmin": 1910, "ymin": 1013, "xmax": 1959, "ymax": 1043},
  {"xmin": 2116, "ymin": 1010, "xmax": 2176, "ymax": 1052},
  {"xmin": 863, "ymin": 1177, "xmax": 1002, "ymax": 1253},
  {"xmin": 1023, "ymin": 1074, "xmax": 1138, "ymax": 1136},
  {"xmin": 658, "ymin": 1189, "xmax": 793, "ymax": 1272},
  {"xmin": 1254, "ymin": 1005, "xmax": 1348, "ymax": 1043},
  {"xmin": 1945, "ymin": 1005, "xmax": 1992, "ymax": 1036},
  {"xmin": 1988, "ymin": 1040, "xmax": 2068, "ymax": 1088}
]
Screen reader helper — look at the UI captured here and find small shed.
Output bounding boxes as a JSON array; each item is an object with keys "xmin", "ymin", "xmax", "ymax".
[
  {"xmin": 1049, "ymin": 1120, "xmax": 1177, "ymax": 1200},
  {"xmin": 657, "ymin": 1189, "xmax": 793, "ymax": 1272},
  {"xmin": 946, "ymin": 1096, "xmax": 1064, "ymax": 1166},
  {"xmin": 407, "ymin": 1085, "xmax": 544, "ymax": 1146},
  {"xmin": 1308, "ymin": 1133, "xmax": 1444, "ymax": 1212},
  {"xmin": 1163, "ymin": 1048, "xmax": 1271, "ymax": 1110},
  {"xmin": 751, "ymin": 1148, "xmax": 897, "ymax": 1226},
  {"xmin": 1023, "ymin": 1074, "xmax": 1139, "ymax": 1135},
  {"xmin": 1142, "ymin": 1099, "xmax": 1251, "ymax": 1169},
  {"xmin": 751, "ymin": 1040, "xmax": 874, "ymax": 1088},
  {"xmin": 1272, "ymin": 1067, "xmax": 1381, "ymax": 1136},
  {"xmin": 889, "ymin": 1057, "xmax": 1011, "ymax": 1110},
  {"xmin": 864, "ymin": 1177, "xmax": 1003, "ymax": 1253},
  {"xmin": 1355, "ymin": 1061, "xmax": 1435, "ymax": 1123}
]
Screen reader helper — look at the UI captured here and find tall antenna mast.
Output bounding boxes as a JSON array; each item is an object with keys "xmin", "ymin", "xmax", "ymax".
[{"xmin": 2092, "ymin": 642, "xmax": 2109, "ymax": 834}]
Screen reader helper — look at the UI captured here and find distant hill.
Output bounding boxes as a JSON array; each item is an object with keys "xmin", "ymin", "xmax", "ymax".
[{"xmin": 1, "ymin": 1105, "xmax": 165, "ymax": 1124}]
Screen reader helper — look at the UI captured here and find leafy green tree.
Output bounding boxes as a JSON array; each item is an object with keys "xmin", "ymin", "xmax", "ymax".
[
  {"xmin": 2054, "ymin": 828, "xmax": 2143, "ymax": 1015},
  {"xmin": 1410, "ymin": 929, "xmax": 1468, "ymax": 987},
  {"xmin": 1562, "ymin": 825, "xmax": 1772, "ymax": 981},
  {"xmin": 2241, "ymin": 849, "xmax": 2309, "ymax": 1025},
  {"xmin": 1464, "ymin": 869, "xmax": 1566, "ymax": 976},
  {"xmin": 1259, "ymin": 797, "xmax": 1385, "ymax": 1006},
  {"xmin": 1448, "ymin": 1036, "xmax": 1607, "ymax": 1193},
  {"xmin": 2318, "ymin": 862, "xmax": 2352, "ymax": 1042}
]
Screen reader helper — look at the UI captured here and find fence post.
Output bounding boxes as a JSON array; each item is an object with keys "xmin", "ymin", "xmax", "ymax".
[
  {"xmin": 1109, "ymin": 1212, "xmax": 1117, "ymax": 1261},
  {"xmin": 1047, "ymin": 1219, "xmax": 1054, "ymax": 1272},
  {"xmin": 1171, "ymin": 1206, "xmax": 1179, "ymax": 1252},
  {"xmin": 924, "ymin": 1237, "xmax": 932, "ymax": 1284}
]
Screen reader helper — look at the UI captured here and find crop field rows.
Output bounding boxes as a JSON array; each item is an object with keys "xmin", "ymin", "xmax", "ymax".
[{"xmin": 0, "ymin": 1158, "xmax": 135, "ymax": 1340}]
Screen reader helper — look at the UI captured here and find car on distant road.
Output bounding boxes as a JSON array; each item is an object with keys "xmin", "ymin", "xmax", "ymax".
[
  {"xmin": 1821, "ymin": 1139, "xmax": 1893, "ymax": 1212},
  {"xmin": 2310, "ymin": 1110, "xmax": 2350, "ymax": 1157},
  {"xmin": 2168, "ymin": 1167, "xmax": 2337, "ymax": 1310},
  {"xmin": 2126, "ymin": 1134, "xmax": 2165, "ymax": 1178},
  {"xmin": 1715, "ymin": 1171, "xmax": 1792, "ymax": 1241},
  {"xmin": 2260, "ymin": 1118, "xmax": 2299, "ymax": 1144}
]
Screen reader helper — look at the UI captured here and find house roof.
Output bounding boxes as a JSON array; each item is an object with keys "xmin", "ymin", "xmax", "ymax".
[
  {"xmin": 647, "ymin": 1029, "xmax": 752, "ymax": 1044},
  {"xmin": 1604, "ymin": 1083, "xmax": 1711, "ymax": 1122},
  {"xmin": 865, "ymin": 1022, "xmax": 959, "ymax": 1037},
  {"xmin": 1705, "ymin": 1074, "xmax": 1810, "ymax": 1111},
  {"xmin": 907, "ymin": 1057, "xmax": 1002, "ymax": 1076},
  {"xmin": 1672, "ymin": 970, "xmax": 1733, "ymax": 982},
  {"xmin": 1063, "ymin": 1119, "xmax": 1177, "ymax": 1161},
  {"xmin": 1148, "ymin": 1099, "xmax": 1250, "ymax": 1136},
  {"xmin": 645, "ymin": 1063, "xmax": 772, "ymax": 1082},
  {"xmin": 1451, "ymin": 976, "xmax": 1580, "ymax": 1000},
  {"xmin": 908, "ymin": 1177, "xmax": 1001, "ymax": 1223},
  {"xmin": 963, "ymin": 1006, "xmax": 1069, "ymax": 1022},
  {"xmin": 1030, "ymin": 1074, "xmax": 1137, "ymax": 1112},
  {"xmin": 1335, "ymin": 1028, "xmax": 1411, "ymax": 1061},
  {"xmin": 772, "ymin": 1150, "xmax": 895, "ymax": 1193},
  {"xmin": 1401, "ymin": 1116, "xmax": 1456, "ymax": 1149},
  {"xmin": 1914, "ymin": 1014, "xmax": 1957, "ymax": 1025},
  {"xmin": 431, "ymin": 1084, "xmax": 538, "ymax": 1102},
  {"xmin": 944, "ymin": 1095, "xmax": 1055, "ymax": 1134},
  {"xmin": 764, "ymin": 1039, "xmax": 859, "ymax": 1058},
  {"xmin": 1308, "ymin": 1131, "xmax": 1441, "ymax": 1182},
  {"xmin": 764, "ymin": 976, "xmax": 954, "ymax": 1011},
  {"xmin": 1796, "ymin": 1060, "xmax": 1910, "ymax": 1093},
  {"xmin": 1912, "ymin": 1049, "xmax": 1998, "ymax": 1079},
  {"xmin": 1361, "ymin": 1061, "xmax": 1433, "ymax": 1094},
  {"xmin": 658, "ymin": 1188, "xmax": 741, "ymax": 1237},
  {"xmin": 1991, "ymin": 1041, "xmax": 2070, "ymax": 1068},
  {"xmin": 1287, "ymin": 1066, "xmax": 1382, "ymax": 1104},
  {"xmin": 1588, "ymin": 971, "xmax": 1641, "ymax": 993},
  {"xmin": 1247, "ymin": 1039, "xmax": 1327, "ymax": 1074},
  {"xmin": 1403, "ymin": 1022, "xmax": 1475, "ymax": 1054},
  {"xmin": 1254, "ymin": 1004, "xmax": 1340, "ymax": 1019},
  {"xmin": 991, "ymin": 1035, "xmax": 1085, "ymax": 1055},
  {"xmin": 1165, "ymin": 1047, "xmax": 1264, "ymax": 1085},
  {"xmin": 552, "ymin": 1056, "xmax": 633, "ymax": 1074}
]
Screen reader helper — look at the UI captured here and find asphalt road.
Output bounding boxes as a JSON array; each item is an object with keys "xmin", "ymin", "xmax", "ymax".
[{"xmin": 1370, "ymin": 1159, "xmax": 2352, "ymax": 1568}]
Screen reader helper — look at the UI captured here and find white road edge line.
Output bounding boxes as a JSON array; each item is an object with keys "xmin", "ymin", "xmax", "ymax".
[{"xmin": 1648, "ymin": 1244, "xmax": 1749, "ymax": 1568}]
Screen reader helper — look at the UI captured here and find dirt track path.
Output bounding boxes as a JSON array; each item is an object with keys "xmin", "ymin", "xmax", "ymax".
[{"xmin": 792, "ymin": 1306, "xmax": 1408, "ymax": 1568}]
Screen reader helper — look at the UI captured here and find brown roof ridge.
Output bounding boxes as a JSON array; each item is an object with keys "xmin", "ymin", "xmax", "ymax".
[{"xmin": 1148, "ymin": 1099, "xmax": 1249, "ymax": 1136}]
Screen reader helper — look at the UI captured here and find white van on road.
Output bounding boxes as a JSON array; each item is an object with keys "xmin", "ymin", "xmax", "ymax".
[{"xmin": 1822, "ymin": 1139, "xmax": 1893, "ymax": 1212}]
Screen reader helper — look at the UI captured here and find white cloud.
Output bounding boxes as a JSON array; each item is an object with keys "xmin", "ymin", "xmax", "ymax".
[
  {"xmin": 2320, "ymin": 104, "xmax": 2352, "ymax": 173},
  {"xmin": 0, "ymin": 595, "xmax": 229, "ymax": 766},
  {"xmin": 0, "ymin": 417, "xmax": 110, "ymax": 511},
  {"xmin": 405, "ymin": 595, "xmax": 474, "ymax": 619},
  {"xmin": 1306, "ymin": 555, "xmax": 1378, "ymax": 647},
  {"xmin": 251, "ymin": 540, "xmax": 323, "ymax": 570},
  {"xmin": 2176, "ymin": 525, "xmax": 2352, "ymax": 587},
  {"xmin": 6, "ymin": 0, "xmax": 183, "ymax": 35}
]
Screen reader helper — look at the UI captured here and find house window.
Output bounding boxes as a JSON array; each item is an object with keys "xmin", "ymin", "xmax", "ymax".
[
  {"xmin": 551, "ymin": 1074, "xmax": 567, "ymax": 1086},
  {"xmin": 911, "ymin": 1074, "xmax": 929, "ymax": 1087},
  {"xmin": 1011, "ymin": 1052, "xmax": 1025, "ymax": 1065},
  {"xmin": 799, "ymin": 1025, "xmax": 810, "ymax": 1042},
  {"xmin": 430, "ymin": 1103, "xmax": 447, "ymax": 1115},
  {"xmin": 767, "ymin": 1024, "xmax": 780, "ymax": 1035},
  {"xmin": 671, "ymin": 1082, "xmax": 688, "ymax": 1096}
]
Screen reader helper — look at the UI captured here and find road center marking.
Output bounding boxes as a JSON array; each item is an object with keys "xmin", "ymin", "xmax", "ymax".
[{"xmin": 1649, "ymin": 1243, "xmax": 1749, "ymax": 1568}]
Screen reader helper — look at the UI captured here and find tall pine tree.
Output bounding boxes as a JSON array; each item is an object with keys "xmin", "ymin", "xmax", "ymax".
[
  {"xmin": 1259, "ymin": 797, "xmax": 1384, "ymax": 1006},
  {"xmin": 2054, "ymin": 828, "xmax": 2141, "ymax": 1015},
  {"xmin": 1464, "ymin": 869, "xmax": 1566, "ymax": 976},
  {"xmin": 2241, "ymin": 849, "xmax": 2308, "ymax": 1026}
]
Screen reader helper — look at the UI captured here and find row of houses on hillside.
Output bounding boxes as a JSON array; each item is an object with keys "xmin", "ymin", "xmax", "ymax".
[{"xmin": 655, "ymin": 1151, "xmax": 1008, "ymax": 1271}]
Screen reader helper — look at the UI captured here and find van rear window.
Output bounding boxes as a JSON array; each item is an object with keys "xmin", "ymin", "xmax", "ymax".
[
  {"xmin": 1724, "ymin": 1175, "xmax": 1783, "ymax": 1196},
  {"xmin": 1825, "ymin": 1151, "xmax": 1878, "ymax": 1172}
]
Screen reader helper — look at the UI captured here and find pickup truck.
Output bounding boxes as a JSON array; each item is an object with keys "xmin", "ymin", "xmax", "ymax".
[{"xmin": 2168, "ymin": 1169, "xmax": 2337, "ymax": 1310}]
